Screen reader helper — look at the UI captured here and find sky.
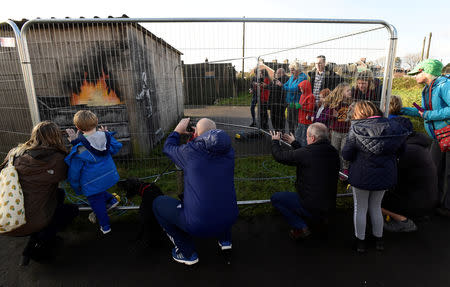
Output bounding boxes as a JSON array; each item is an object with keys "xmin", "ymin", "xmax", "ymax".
[{"xmin": 1, "ymin": 0, "xmax": 449, "ymax": 68}]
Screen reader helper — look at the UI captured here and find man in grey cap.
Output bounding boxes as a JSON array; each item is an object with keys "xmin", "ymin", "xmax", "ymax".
[{"xmin": 402, "ymin": 59, "xmax": 450, "ymax": 216}]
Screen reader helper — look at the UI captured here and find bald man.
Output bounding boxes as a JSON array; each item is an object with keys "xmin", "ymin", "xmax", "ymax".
[
  {"xmin": 270, "ymin": 123, "xmax": 340, "ymax": 240},
  {"xmin": 153, "ymin": 118, "xmax": 238, "ymax": 265}
]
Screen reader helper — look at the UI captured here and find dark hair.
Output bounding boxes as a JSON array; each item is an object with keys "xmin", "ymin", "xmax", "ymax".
[{"xmin": 317, "ymin": 55, "xmax": 326, "ymax": 61}]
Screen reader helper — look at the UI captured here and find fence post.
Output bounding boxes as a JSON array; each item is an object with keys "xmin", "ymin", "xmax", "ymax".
[
  {"xmin": 380, "ymin": 24, "xmax": 398, "ymax": 117},
  {"xmin": 7, "ymin": 20, "xmax": 41, "ymax": 126}
]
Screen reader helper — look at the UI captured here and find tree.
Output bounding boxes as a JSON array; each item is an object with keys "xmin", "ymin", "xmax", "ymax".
[
  {"xmin": 395, "ymin": 57, "xmax": 402, "ymax": 69},
  {"xmin": 403, "ymin": 53, "xmax": 421, "ymax": 69},
  {"xmin": 374, "ymin": 56, "xmax": 386, "ymax": 67}
]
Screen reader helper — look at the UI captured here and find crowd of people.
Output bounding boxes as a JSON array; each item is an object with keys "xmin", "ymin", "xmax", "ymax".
[
  {"xmin": 0, "ymin": 58, "xmax": 448, "ymax": 266},
  {"xmin": 252, "ymin": 57, "xmax": 448, "ymax": 252},
  {"xmin": 250, "ymin": 56, "xmax": 385, "ymax": 177}
]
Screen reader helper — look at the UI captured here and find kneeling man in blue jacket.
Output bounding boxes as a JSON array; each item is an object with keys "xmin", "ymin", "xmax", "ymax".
[{"xmin": 153, "ymin": 118, "xmax": 239, "ymax": 265}]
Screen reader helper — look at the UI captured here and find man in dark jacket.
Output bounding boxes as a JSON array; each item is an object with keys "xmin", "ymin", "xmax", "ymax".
[
  {"xmin": 382, "ymin": 97, "xmax": 438, "ymax": 232},
  {"xmin": 153, "ymin": 118, "xmax": 238, "ymax": 265},
  {"xmin": 308, "ymin": 55, "xmax": 344, "ymax": 103},
  {"xmin": 270, "ymin": 123, "xmax": 340, "ymax": 240}
]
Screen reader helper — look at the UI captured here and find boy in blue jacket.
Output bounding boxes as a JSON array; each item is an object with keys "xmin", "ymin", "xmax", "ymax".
[{"xmin": 65, "ymin": 110, "xmax": 122, "ymax": 234}]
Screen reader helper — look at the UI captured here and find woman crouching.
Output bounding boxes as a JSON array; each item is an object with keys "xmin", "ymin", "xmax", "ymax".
[{"xmin": 0, "ymin": 121, "xmax": 79, "ymax": 265}]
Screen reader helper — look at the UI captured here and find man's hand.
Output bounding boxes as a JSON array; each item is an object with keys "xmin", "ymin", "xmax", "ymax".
[
  {"xmin": 65, "ymin": 128, "xmax": 79, "ymax": 142},
  {"xmin": 419, "ymin": 110, "xmax": 424, "ymax": 118},
  {"xmin": 174, "ymin": 118, "xmax": 191, "ymax": 134},
  {"xmin": 270, "ymin": 130, "xmax": 281, "ymax": 141},
  {"xmin": 282, "ymin": 132, "xmax": 296, "ymax": 144},
  {"xmin": 99, "ymin": 125, "xmax": 108, "ymax": 132}
]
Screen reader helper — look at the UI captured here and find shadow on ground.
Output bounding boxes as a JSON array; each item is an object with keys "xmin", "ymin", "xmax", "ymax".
[{"xmin": 1, "ymin": 209, "xmax": 449, "ymax": 287}]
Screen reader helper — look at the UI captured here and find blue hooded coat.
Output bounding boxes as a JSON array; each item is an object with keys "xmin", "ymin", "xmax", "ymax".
[
  {"xmin": 342, "ymin": 117, "xmax": 409, "ymax": 191},
  {"xmin": 163, "ymin": 129, "xmax": 238, "ymax": 237},
  {"xmin": 65, "ymin": 131, "xmax": 122, "ymax": 197},
  {"xmin": 283, "ymin": 73, "xmax": 308, "ymax": 104},
  {"xmin": 402, "ymin": 75, "xmax": 450, "ymax": 139}
]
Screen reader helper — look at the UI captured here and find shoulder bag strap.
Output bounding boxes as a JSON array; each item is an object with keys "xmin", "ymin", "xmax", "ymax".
[
  {"xmin": 428, "ymin": 79, "xmax": 450, "ymax": 131},
  {"xmin": 427, "ymin": 79, "xmax": 436, "ymax": 110}
]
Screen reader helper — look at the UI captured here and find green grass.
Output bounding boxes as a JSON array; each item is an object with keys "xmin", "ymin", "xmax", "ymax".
[
  {"xmin": 391, "ymin": 77, "xmax": 426, "ymax": 135},
  {"xmin": 216, "ymin": 91, "xmax": 252, "ymax": 106},
  {"xmin": 67, "ymin": 80, "xmax": 426, "ymax": 221}
]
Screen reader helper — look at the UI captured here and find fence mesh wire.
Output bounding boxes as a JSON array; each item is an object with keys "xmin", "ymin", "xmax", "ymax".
[
  {"xmin": 0, "ymin": 19, "xmax": 393, "ymax": 202},
  {"xmin": 0, "ymin": 22, "xmax": 33, "ymax": 158}
]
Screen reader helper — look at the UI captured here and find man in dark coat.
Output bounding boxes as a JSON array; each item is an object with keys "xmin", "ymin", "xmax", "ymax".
[
  {"xmin": 268, "ymin": 68, "xmax": 289, "ymax": 132},
  {"xmin": 308, "ymin": 55, "xmax": 344, "ymax": 103},
  {"xmin": 153, "ymin": 118, "xmax": 238, "ymax": 265},
  {"xmin": 382, "ymin": 97, "xmax": 439, "ymax": 232},
  {"xmin": 270, "ymin": 123, "xmax": 340, "ymax": 239}
]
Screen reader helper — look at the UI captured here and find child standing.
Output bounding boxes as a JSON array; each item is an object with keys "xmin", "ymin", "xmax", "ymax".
[
  {"xmin": 65, "ymin": 110, "xmax": 122, "ymax": 234},
  {"xmin": 327, "ymin": 83, "xmax": 353, "ymax": 177},
  {"xmin": 294, "ymin": 80, "xmax": 315, "ymax": 147},
  {"xmin": 313, "ymin": 88, "xmax": 331, "ymax": 125},
  {"xmin": 342, "ymin": 101, "xmax": 408, "ymax": 252}
]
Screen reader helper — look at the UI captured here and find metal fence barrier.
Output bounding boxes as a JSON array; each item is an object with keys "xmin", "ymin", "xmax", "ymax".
[{"xmin": 0, "ymin": 18, "xmax": 396, "ymax": 206}]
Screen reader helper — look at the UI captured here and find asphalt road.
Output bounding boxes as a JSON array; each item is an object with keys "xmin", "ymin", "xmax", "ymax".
[{"xmin": 1, "ymin": 209, "xmax": 449, "ymax": 287}]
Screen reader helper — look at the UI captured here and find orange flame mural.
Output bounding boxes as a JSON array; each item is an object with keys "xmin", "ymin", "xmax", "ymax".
[{"xmin": 70, "ymin": 71, "xmax": 121, "ymax": 106}]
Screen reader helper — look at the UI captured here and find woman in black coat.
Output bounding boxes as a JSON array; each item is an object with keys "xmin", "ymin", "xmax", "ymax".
[
  {"xmin": 268, "ymin": 68, "xmax": 289, "ymax": 132},
  {"xmin": 382, "ymin": 96, "xmax": 439, "ymax": 232}
]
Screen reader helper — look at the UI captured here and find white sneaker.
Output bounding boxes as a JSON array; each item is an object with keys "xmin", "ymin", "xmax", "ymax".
[
  {"xmin": 100, "ymin": 226, "xmax": 111, "ymax": 234},
  {"xmin": 218, "ymin": 240, "xmax": 232, "ymax": 250},
  {"xmin": 88, "ymin": 212, "xmax": 96, "ymax": 224}
]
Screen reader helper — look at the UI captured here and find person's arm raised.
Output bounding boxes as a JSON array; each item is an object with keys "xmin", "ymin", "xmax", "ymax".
[{"xmin": 163, "ymin": 118, "xmax": 192, "ymax": 169}]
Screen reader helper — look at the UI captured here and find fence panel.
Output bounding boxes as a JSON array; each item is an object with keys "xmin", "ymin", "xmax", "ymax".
[
  {"xmin": 12, "ymin": 18, "xmax": 395, "ymax": 204},
  {"xmin": 0, "ymin": 21, "xmax": 34, "ymax": 158}
]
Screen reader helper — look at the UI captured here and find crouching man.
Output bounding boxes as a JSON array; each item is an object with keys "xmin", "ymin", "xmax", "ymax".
[
  {"xmin": 153, "ymin": 118, "xmax": 238, "ymax": 265},
  {"xmin": 270, "ymin": 123, "xmax": 340, "ymax": 240}
]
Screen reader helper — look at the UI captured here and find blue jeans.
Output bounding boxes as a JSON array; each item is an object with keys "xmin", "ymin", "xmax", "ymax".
[
  {"xmin": 294, "ymin": 123, "xmax": 309, "ymax": 147},
  {"xmin": 153, "ymin": 195, "xmax": 231, "ymax": 257},
  {"xmin": 271, "ymin": 191, "xmax": 311, "ymax": 229},
  {"xmin": 87, "ymin": 191, "xmax": 115, "ymax": 230}
]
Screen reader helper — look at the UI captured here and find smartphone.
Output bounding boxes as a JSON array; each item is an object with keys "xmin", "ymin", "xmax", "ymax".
[
  {"xmin": 186, "ymin": 125, "xmax": 194, "ymax": 133},
  {"xmin": 413, "ymin": 102, "xmax": 424, "ymax": 112}
]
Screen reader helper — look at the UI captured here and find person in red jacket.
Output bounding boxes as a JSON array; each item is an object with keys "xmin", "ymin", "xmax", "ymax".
[{"xmin": 294, "ymin": 80, "xmax": 315, "ymax": 147}]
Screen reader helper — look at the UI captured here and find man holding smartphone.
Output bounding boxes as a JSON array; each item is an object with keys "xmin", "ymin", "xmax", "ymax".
[{"xmin": 153, "ymin": 118, "xmax": 238, "ymax": 265}]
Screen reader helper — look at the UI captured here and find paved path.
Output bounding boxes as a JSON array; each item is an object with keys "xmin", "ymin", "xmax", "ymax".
[
  {"xmin": 185, "ymin": 106, "xmax": 276, "ymax": 156},
  {"xmin": 1, "ymin": 210, "xmax": 449, "ymax": 286}
]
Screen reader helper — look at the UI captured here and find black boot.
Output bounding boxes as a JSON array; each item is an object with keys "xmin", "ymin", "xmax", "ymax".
[
  {"xmin": 20, "ymin": 236, "xmax": 38, "ymax": 266},
  {"xmin": 21, "ymin": 236, "xmax": 60, "ymax": 265},
  {"xmin": 375, "ymin": 237, "xmax": 384, "ymax": 251},
  {"xmin": 354, "ymin": 238, "xmax": 366, "ymax": 253}
]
